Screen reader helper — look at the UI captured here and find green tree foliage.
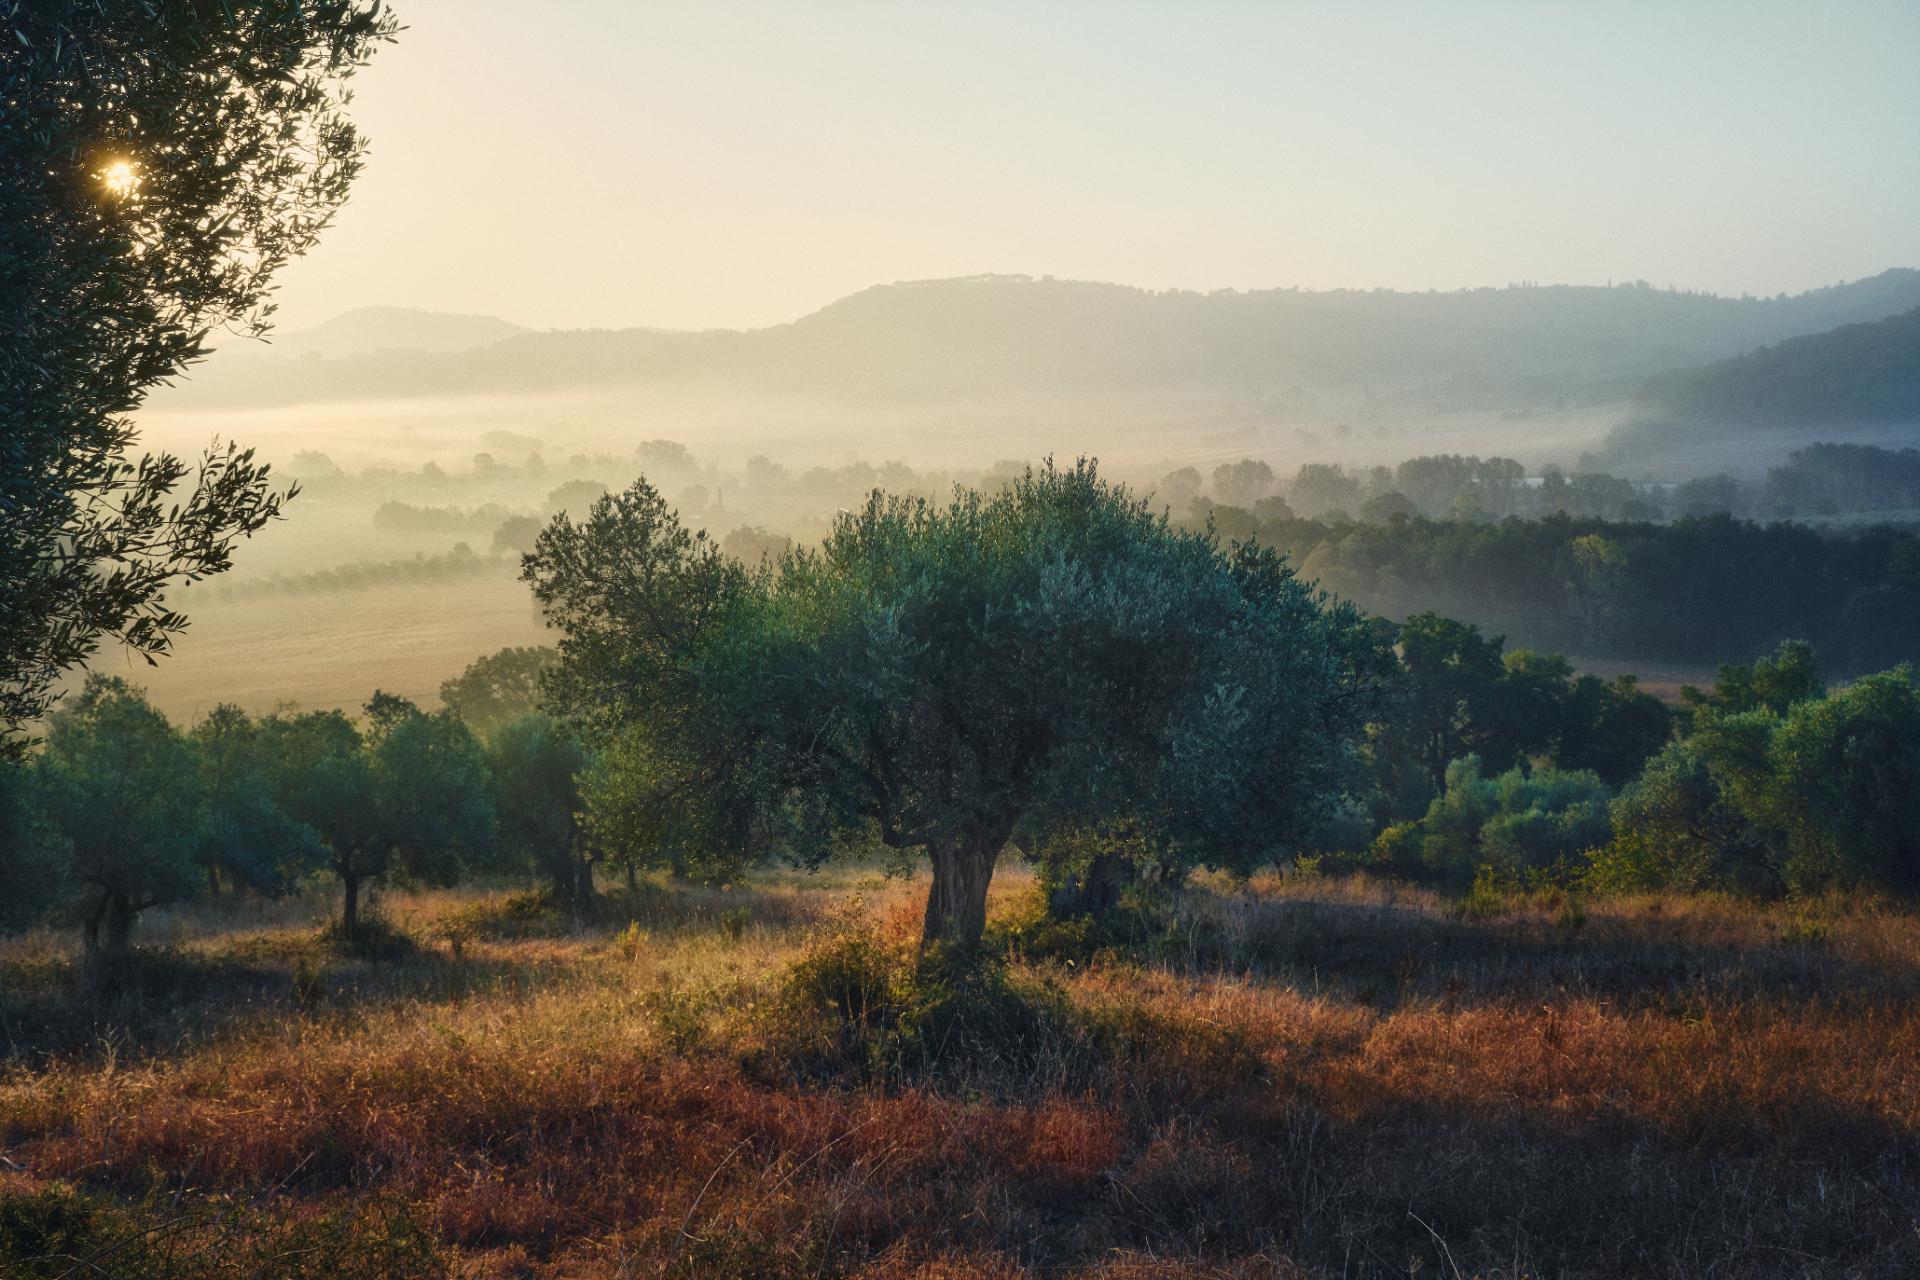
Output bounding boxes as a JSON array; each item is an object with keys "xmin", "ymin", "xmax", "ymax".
[
  {"xmin": 1374, "ymin": 613, "xmax": 1518, "ymax": 795},
  {"xmin": 439, "ymin": 646, "xmax": 556, "ymax": 739},
  {"xmin": 533, "ymin": 460, "xmax": 1387, "ymax": 950},
  {"xmin": 1761, "ymin": 443, "xmax": 1920, "ymax": 519},
  {"xmin": 189, "ymin": 704, "xmax": 323, "ymax": 895},
  {"xmin": 1605, "ymin": 740, "xmax": 1779, "ymax": 893},
  {"xmin": 1363, "ymin": 618, "xmax": 1671, "ymax": 824},
  {"xmin": 1743, "ymin": 669, "xmax": 1920, "ymax": 892},
  {"xmin": 1, "ymin": 2, "xmax": 398, "ymax": 750},
  {"xmin": 1406, "ymin": 755, "xmax": 1612, "ymax": 882},
  {"xmin": 489, "ymin": 714, "xmax": 591, "ymax": 904},
  {"xmin": 1606, "ymin": 646, "xmax": 1920, "ymax": 896},
  {"xmin": 1554, "ymin": 672, "xmax": 1674, "ymax": 786},
  {"xmin": 1247, "ymin": 511, "xmax": 1920, "ymax": 674},
  {"xmin": 260, "ymin": 710, "xmax": 384, "ymax": 935},
  {"xmin": 1288, "ymin": 464, "xmax": 1363, "ymax": 519},
  {"xmin": 368, "ymin": 698, "xmax": 495, "ymax": 896},
  {"xmin": 263, "ymin": 697, "xmax": 493, "ymax": 937},
  {"xmin": 523, "ymin": 477, "xmax": 753, "ymax": 880},
  {"xmin": 0, "ymin": 761, "xmax": 68, "ymax": 932},
  {"xmin": 1681, "ymin": 639, "xmax": 1824, "ymax": 717},
  {"xmin": 35, "ymin": 676, "xmax": 201, "ymax": 954}
]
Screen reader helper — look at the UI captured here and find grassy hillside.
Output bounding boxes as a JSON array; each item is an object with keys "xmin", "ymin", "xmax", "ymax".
[{"xmin": 1, "ymin": 868, "xmax": 1914, "ymax": 1278}]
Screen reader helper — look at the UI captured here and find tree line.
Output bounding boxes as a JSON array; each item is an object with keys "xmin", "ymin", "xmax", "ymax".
[
  {"xmin": 8, "ymin": 464, "xmax": 1918, "ymax": 965},
  {"xmin": 1215, "ymin": 508, "xmax": 1920, "ymax": 673}
]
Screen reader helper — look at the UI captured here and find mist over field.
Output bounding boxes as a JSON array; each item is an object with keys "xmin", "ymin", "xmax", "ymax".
[{"xmin": 116, "ymin": 267, "xmax": 1920, "ymax": 723}]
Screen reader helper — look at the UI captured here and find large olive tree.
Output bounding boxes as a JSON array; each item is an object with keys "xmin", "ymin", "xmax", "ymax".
[
  {"xmin": 529, "ymin": 460, "xmax": 1386, "ymax": 950},
  {"xmin": 1, "ymin": 1, "xmax": 398, "ymax": 752}
]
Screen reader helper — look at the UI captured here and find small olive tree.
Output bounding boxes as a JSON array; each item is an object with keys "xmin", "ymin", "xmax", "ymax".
[{"xmin": 36, "ymin": 676, "xmax": 202, "ymax": 954}]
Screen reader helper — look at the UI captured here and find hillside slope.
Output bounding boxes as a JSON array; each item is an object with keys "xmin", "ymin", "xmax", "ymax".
[
  {"xmin": 161, "ymin": 270, "xmax": 1920, "ymax": 416},
  {"xmin": 1639, "ymin": 306, "xmax": 1920, "ymax": 425}
]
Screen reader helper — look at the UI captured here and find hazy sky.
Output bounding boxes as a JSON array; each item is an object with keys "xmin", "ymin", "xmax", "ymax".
[{"xmin": 267, "ymin": 0, "xmax": 1920, "ymax": 334}]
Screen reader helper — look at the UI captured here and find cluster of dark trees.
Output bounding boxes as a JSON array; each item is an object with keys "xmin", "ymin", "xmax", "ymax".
[
  {"xmin": 1758, "ymin": 443, "xmax": 1920, "ymax": 519},
  {"xmin": 1175, "ymin": 453, "xmax": 1781, "ymax": 526},
  {"xmin": 1174, "ymin": 444, "xmax": 1920, "ymax": 534},
  {"xmin": 1375, "ymin": 640, "xmax": 1920, "ymax": 897},
  {"xmin": 1175, "ymin": 455, "xmax": 1663, "ymax": 524},
  {"xmin": 1189, "ymin": 509, "xmax": 1920, "ymax": 674},
  {"xmin": 0, "ymin": 677, "xmax": 589, "ymax": 956}
]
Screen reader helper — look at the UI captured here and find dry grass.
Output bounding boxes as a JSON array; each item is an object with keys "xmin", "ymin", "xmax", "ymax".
[{"xmin": 1, "ymin": 867, "xmax": 1915, "ymax": 1278}]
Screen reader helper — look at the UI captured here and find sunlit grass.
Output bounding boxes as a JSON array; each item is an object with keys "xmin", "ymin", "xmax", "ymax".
[{"xmin": 2, "ymin": 866, "xmax": 1916, "ymax": 1277}]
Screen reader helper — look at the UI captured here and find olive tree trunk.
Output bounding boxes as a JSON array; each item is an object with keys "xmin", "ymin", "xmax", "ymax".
[
  {"xmin": 923, "ymin": 838, "xmax": 1000, "ymax": 949},
  {"xmin": 341, "ymin": 869, "xmax": 362, "ymax": 937},
  {"xmin": 102, "ymin": 893, "xmax": 134, "ymax": 954}
]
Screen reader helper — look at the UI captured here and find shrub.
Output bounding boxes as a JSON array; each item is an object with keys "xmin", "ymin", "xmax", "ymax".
[
  {"xmin": 766, "ymin": 907, "xmax": 1080, "ymax": 1088},
  {"xmin": 1417, "ymin": 756, "xmax": 1612, "ymax": 883}
]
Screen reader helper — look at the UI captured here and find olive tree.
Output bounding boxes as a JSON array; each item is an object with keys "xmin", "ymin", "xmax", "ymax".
[
  {"xmin": 440, "ymin": 646, "xmax": 556, "ymax": 739},
  {"xmin": 1, "ymin": 2, "xmax": 398, "ymax": 752},
  {"xmin": 530, "ymin": 460, "xmax": 1385, "ymax": 951},
  {"xmin": 267, "ymin": 698, "xmax": 493, "ymax": 937},
  {"xmin": 489, "ymin": 713, "xmax": 591, "ymax": 903},
  {"xmin": 191, "ymin": 704, "xmax": 324, "ymax": 895},
  {"xmin": 36, "ymin": 676, "xmax": 202, "ymax": 954},
  {"xmin": 261, "ymin": 709, "xmax": 383, "ymax": 936}
]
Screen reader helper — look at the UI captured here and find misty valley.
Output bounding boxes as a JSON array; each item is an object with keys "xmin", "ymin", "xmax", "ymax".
[{"xmin": 5, "ymin": 5, "xmax": 1920, "ymax": 1280}]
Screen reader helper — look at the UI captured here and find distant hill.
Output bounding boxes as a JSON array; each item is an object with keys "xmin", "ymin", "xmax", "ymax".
[
  {"xmin": 266, "ymin": 306, "xmax": 529, "ymax": 360},
  {"xmin": 1637, "ymin": 306, "xmax": 1920, "ymax": 425},
  {"xmin": 162, "ymin": 270, "xmax": 1920, "ymax": 416}
]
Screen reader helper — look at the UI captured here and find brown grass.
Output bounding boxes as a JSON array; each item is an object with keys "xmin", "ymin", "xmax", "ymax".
[{"xmin": 1, "ymin": 867, "xmax": 1915, "ymax": 1278}]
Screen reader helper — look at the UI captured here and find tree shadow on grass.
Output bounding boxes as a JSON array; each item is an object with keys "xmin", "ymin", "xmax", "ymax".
[
  {"xmin": 1114, "ymin": 892, "xmax": 1920, "ymax": 1013},
  {"xmin": 443, "ymin": 879, "xmax": 828, "ymax": 943},
  {"xmin": 0, "ymin": 935, "xmax": 566, "ymax": 1068}
]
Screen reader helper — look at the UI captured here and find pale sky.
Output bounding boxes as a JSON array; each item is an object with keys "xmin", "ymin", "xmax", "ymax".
[{"xmin": 266, "ymin": 0, "xmax": 1920, "ymax": 334}]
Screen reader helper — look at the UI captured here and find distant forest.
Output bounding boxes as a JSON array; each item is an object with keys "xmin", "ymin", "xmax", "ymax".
[
  {"xmin": 242, "ymin": 437, "xmax": 1920, "ymax": 675},
  {"xmin": 1231, "ymin": 510, "xmax": 1920, "ymax": 674}
]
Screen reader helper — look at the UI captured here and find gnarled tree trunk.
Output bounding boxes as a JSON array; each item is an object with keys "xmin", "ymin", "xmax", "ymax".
[
  {"xmin": 341, "ymin": 869, "xmax": 362, "ymax": 937},
  {"xmin": 923, "ymin": 838, "xmax": 1000, "ymax": 950}
]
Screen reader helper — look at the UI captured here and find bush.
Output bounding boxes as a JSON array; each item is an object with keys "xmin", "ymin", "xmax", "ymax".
[
  {"xmin": 1612, "ymin": 666, "xmax": 1920, "ymax": 896},
  {"xmin": 766, "ymin": 907, "xmax": 1080, "ymax": 1088},
  {"xmin": 319, "ymin": 913, "xmax": 418, "ymax": 962},
  {"xmin": 1416, "ymin": 756, "xmax": 1612, "ymax": 883}
]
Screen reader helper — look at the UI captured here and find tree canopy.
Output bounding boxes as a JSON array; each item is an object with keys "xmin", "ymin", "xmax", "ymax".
[{"xmin": 528, "ymin": 460, "xmax": 1389, "ymax": 948}]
